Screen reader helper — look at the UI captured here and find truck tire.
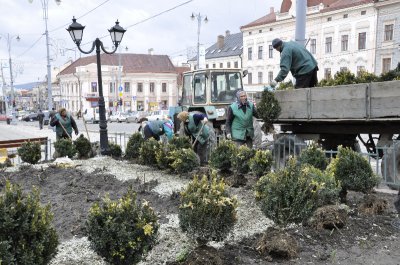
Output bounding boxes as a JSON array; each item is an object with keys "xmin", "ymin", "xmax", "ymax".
[
  {"xmin": 274, "ymin": 134, "xmax": 306, "ymax": 168},
  {"xmin": 252, "ymin": 118, "xmax": 263, "ymax": 149},
  {"xmin": 381, "ymin": 142, "xmax": 400, "ymax": 190}
]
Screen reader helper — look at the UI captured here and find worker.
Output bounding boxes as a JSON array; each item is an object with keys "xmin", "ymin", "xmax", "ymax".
[
  {"xmin": 225, "ymin": 90, "xmax": 258, "ymax": 148},
  {"xmin": 177, "ymin": 111, "xmax": 209, "ymax": 165},
  {"xmin": 270, "ymin": 38, "xmax": 318, "ymax": 89},
  {"xmin": 50, "ymin": 108, "xmax": 79, "ymax": 140},
  {"xmin": 142, "ymin": 118, "xmax": 174, "ymax": 141}
]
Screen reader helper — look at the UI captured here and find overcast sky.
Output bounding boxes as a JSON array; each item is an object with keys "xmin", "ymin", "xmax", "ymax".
[{"xmin": 0, "ymin": 0, "xmax": 282, "ymax": 85}]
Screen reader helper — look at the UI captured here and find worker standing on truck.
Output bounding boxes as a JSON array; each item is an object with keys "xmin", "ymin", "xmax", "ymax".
[
  {"xmin": 142, "ymin": 118, "xmax": 174, "ymax": 141},
  {"xmin": 270, "ymin": 38, "xmax": 318, "ymax": 89},
  {"xmin": 225, "ymin": 90, "xmax": 258, "ymax": 148},
  {"xmin": 177, "ymin": 111, "xmax": 209, "ymax": 165}
]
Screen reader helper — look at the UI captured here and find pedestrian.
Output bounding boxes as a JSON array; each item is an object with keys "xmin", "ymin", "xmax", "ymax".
[
  {"xmin": 177, "ymin": 111, "xmax": 209, "ymax": 165},
  {"xmin": 50, "ymin": 108, "xmax": 79, "ymax": 140},
  {"xmin": 225, "ymin": 90, "xmax": 258, "ymax": 148},
  {"xmin": 142, "ymin": 118, "xmax": 174, "ymax": 141},
  {"xmin": 37, "ymin": 109, "xmax": 45, "ymax": 130},
  {"xmin": 270, "ymin": 38, "xmax": 318, "ymax": 89}
]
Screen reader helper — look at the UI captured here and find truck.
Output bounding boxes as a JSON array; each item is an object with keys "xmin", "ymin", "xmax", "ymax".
[{"xmin": 172, "ymin": 68, "xmax": 400, "ymax": 188}]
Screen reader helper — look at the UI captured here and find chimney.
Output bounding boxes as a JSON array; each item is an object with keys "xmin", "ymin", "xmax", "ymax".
[
  {"xmin": 217, "ymin": 35, "xmax": 225, "ymax": 49},
  {"xmin": 148, "ymin": 48, "xmax": 154, "ymax": 55},
  {"xmin": 225, "ymin": 30, "xmax": 230, "ymax": 36},
  {"xmin": 270, "ymin": 7, "xmax": 274, "ymax": 14}
]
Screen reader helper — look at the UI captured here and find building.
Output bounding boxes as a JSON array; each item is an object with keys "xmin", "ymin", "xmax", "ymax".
[
  {"xmin": 188, "ymin": 31, "xmax": 243, "ymax": 70},
  {"xmin": 57, "ymin": 53, "xmax": 182, "ymax": 113},
  {"xmin": 240, "ymin": 0, "xmax": 400, "ymax": 91}
]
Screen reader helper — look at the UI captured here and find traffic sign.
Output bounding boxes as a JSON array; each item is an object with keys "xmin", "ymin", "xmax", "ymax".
[
  {"xmin": 118, "ymin": 86, "xmax": 123, "ymax": 92},
  {"xmin": 118, "ymin": 92, "xmax": 123, "ymax": 97},
  {"xmin": 132, "ymin": 96, "xmax": 136, "ymax": 100}
]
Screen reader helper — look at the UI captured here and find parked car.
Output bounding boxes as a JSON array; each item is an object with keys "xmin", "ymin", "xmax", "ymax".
[
  {"xmin": 126, "ymin": 111, "xmax": 149, "ymax": 123},
  {"xmin": 108, "ymin": 112, "xmax": 128, "ymax": 123},
  {"xmin": 146, "ymin": 110, "xmax": 170, "ymax": 122},
  {"xmin": 83, "ymin": 108, "xmax": 109, "ymax": 123},
  {"xmin": 21, "ymin": 113, "xmax": 39, "ymax": 122}
]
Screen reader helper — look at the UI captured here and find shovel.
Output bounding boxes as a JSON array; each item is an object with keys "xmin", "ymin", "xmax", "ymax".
[{"xmin": 192, "ymin": 122, "xmax": 206, "ymax": 148}]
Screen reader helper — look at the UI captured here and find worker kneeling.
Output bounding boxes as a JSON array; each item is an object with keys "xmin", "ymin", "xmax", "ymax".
[
  {"xmin": 177, "ymin": 111, "xmax": 209, "ymax": 165},
  {"xmin": 143, "ymin": 118, "xmax": 174, "ymax": 141}
]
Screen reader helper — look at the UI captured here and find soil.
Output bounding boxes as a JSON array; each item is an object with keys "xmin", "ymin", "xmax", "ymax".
[{"xmin": 1, "ymin": 160, "xmax": 400, "ymax": 265}]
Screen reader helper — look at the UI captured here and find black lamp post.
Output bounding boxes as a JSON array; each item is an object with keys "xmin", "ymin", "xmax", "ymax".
[{"xmin": 67, "ymin": 17, "xmax": 126, "ymax": 155}]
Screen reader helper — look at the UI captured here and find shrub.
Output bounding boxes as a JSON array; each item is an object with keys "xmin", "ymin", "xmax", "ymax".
[
  {"xmin": 249, "ymin": 149, "xmax": 273, "ymax": 177},
  {"xmin": 169, "ymin": 148, "xmax": 200, "ymax": 174},
  {"xmin": 73, "ymin": 134, "xmax": 91, "ymax": 158},
  {"xmin": 155, "ymin": 143, "xmax": 175, "ymax": 170},
  {"xmin": 255, "ymin": 158, "xmax": 339, "ymax": 226},
  {"xmin": 17, "ymin": 141, "xmax": 41, "ymax": 164},
  {"xmin": 170, "ymin": 136, "xmax": 192, "ymax": 149},
  {"xmin": 109, "ymin": 142, "xmax": 122, "ymax": 158},
  {"xmin": 179, "ymin": 174, "xmax": 238, "ymax": 244},
  {"xmin": 332, "ymin": 70, "xmax": 357, "ymax": 85},
  {"xmin": 209, "ymin": 140, "xmax": 237, "ymax": 171},
  {"xmin": 125, "ymin": 133, "xmax": 144, "ymax": 159},
  {"xmin": 298, "ymin": 143, "xmax": 328, "ymax": 170},
  {"xmin": 277, "ymin": 80, "xmax": 294, "ymax": 90},
  {"xmin": 327, "ymin": 146, "xmax": 379, "ymax": 195},
  {"xmin": 139, "ymin": 139, "xmax": 160, "ymax": 166},
  {"xmin": 86, "ymin": 189, "xmax": 159, "ymax": 265},
  {"xmin": 232, "ymin": 145, "xmax": 255, "ymax": 175},
  {"xmin": 256, "ymin": 90, "xmax": 281, "ymax": 133},
  {"xmin": 0, "ymin": 181, "xmax": 58, "ymax": 265},
  {"xmin": 356, "ymin": 70, "xmax": 379, "ymax": 83},
  {"xmin": 54, "ymin": 138, "xmax": 76, "ymax": 158}
]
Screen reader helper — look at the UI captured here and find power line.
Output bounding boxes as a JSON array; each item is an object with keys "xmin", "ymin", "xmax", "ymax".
[{"xmin": 16, "ymin": 35, "xmax": 44, "ymax": 58}]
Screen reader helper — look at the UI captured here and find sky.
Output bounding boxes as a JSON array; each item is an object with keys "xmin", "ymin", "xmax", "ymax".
[{"xmin": 0, "ymin": 0, "xmax": 282, "ymax": 85}]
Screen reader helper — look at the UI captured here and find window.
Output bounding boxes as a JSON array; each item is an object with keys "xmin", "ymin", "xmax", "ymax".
[
  {"xmin": 384, "ymin": 24, "xmax": 394, "ymax": 41},
  {"xmin": 259, "ymin": 29, "xmax": 262, "ymax": 33},
  {"xmin": 150, "ymin": 82, "xmax": 155, "ymax": 93},
  {"xmin": 124, "ymin": 82, "xmax": 130, "ymax": 93},
  {"xmin": 258, "ymin": 72, "xmax": 263, "ymax": 84},
  {"xmin": 357, "ymin": 66, "xmax": 365, "ymax": 77},
  {"xmin": 361, "ymin": 10, "xmax": 366, "ymax": 15},
  {"xmin": 211, "ymin": 72, "xmax": 243, "ymax": 103},
  {"xmin": 269, "ymin": 45, "xmax": 273, "ymax": 58},
  {"xmin": 341, "ymin": 35, "xmax": 348, "ymax": 51},
  {"xmin": 193, "ymin": 73, "xmax": 206, "ymax": 103},
  {"xmin": 324, "ymin": 68, "xmax": 332, "ymax": 79},
  {"xmin": 109, "ymin": 82, "xmax": 115, "ymax": 93},
  {"xmin": 137, "ymin": 83, "xmax": 143, "ymax": 93},
  {"xmin": 358, "ymin": 32, "xmax": 366, "ymax": 50},
  {"xmin": 382, "ymin": 58, "xmax": 391, "ymax": 73},
  {"xmin": 212, "ymin": 63, "xmax": 216, "ymax": 68},
  {"xmin": 206, "ymin": 64, "xmax": 209, "ymax": 69},
  {"xmin": 162, "ymin": 83, "xmax": 167, "ymax": 93},
  {"xmin": 343, "ymin": 14, "xmax": 348, "ymax": 18},
  {"xmin": 327, "ymin": 17, "xmax": 332, "ymax": 22},
  {"xmin": 268, "ymin": 71, "xmax": 274, "ymax": 83},
  {"xmin": 340, "ymin": 67, "xmax": 348, "ymax": 72},
  {"xmin": 325, "ymin": 37, "xmax": 332, "ymax": 53},
  {"xmin": 248, "ymin": 72, "xmax": 252, "ymax": 85},
  {"xmin": 227, "ymin": 62, "xmax": 231, "ymax": 68},
  {"xmin": 220, "ymin": 63, "xmax": 223, "ymax": 68},
  {"xmin": 249, "ymin": 31, "xmax": 252, "ymax": 35},
  {"xmin": 234, "ymin": 61, "xmax": 239, "ymax": 68},
  {"xmin": 91, "ymin": 82, "xmax": 97, "ymax": 93},
  {"xmin": 248, "ymin": 47, "xmax": 253, "ymax": 60},
  {"xmin": 258, "ymin": 46, "xmax": 263, "ymax": 59},
  {"xmin": 310, "ymin": 39, "xmax": 316, "ymax": 54},
  {"xmin": 137, "ymin": 101, "xmax": 144, "ymax": 111}
]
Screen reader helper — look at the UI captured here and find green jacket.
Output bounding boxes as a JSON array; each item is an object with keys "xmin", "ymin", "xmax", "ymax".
[
  {"xmin": 188, "ymin": 114, "xmax": 209, "ymax": 145},
  {"xmin": 55, "ymin": 113, "xmax": 73, "ymax": 137},
  {"xmin": 275, "ymin": 41, "xmax": 318, "ymax": 82},
  {"xmin": 231, "ymin": 102, "xmax": 254, "ymax": 141}
]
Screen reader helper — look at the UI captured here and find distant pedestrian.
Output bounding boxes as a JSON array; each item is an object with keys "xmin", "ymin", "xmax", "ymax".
[
  {"xmin": 37, "ymin": 109, "xmax": 45, "ymax": 130},
  {"xmin": 50, "ymin": 108, "xmax": 79, "ymax": 140}
]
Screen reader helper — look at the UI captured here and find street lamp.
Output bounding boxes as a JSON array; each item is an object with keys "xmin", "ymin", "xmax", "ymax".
[
  {"xmin": 191, "ymin": 12, "xmax": 208, "ymax": 70},
  {"xmin": 0, "ymin": 34, "xmax": 20, "ymax": 120},
  {"xmin": 67, "ymin": 17, "xmax": 126, "ymax": 155},
  {"xmin": 29, "ymin": 0, "xmax": 61, "ymax": 111}
]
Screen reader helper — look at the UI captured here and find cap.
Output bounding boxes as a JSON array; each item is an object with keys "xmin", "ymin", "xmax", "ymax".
[{"xmin": 272, "ymin": 38, "xmax": 283, "ymax": 49}]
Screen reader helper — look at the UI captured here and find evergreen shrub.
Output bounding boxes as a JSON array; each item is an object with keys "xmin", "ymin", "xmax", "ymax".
[
  {"xmin": 170, "ymin": 136, "xmax": 192, "ymax": 149},
  {"xmin": 298, "ymin": 143, "xmax": 328, "ymax": 170},
  {"xmin": 209, "ymin": 140, "xmax": 237, "ymax": 171},
  {"xmin": 54, "ymin": 138, "xmax": 76, "ymax": 158},
  {"xmin": 256, "ymin": 90, "xmax": 281, "ymax": 133},
  {"xmin": 0, "ymin": 181, "xmax": 58, "ymax": 265},
  {"xmin": 169, "ymin": 148, "xmax": 200, "ymax": 174},
  {"xmin": 86, "ymin": 189, "xmax": 159, "ymax": 265},
  {"xmin": 17, "ymin": 141, "xmax": 41, "ymax": 164},
  {"xmin": 73, "ymin": 134, "xmax": 91, "ymax": 158},
  {"xmin": 109, "ymin": 142, "xmax": 122, "ymax": 158},
  {"xmin": 139, "ymin": 139, "xmax": 160, "ymax": 166},
  {"xmin": 125, "ymin": 133, "xmax": 144, "ymax": 159},
  {"xmin": 231, "ymin": 145, "xmax": 255, "ymax": 175},
  {"xmin": 179, "ymin": 175, "xmax": 238, "ymax": 244},
  {"xmin": 249, "ymin": 149, "xmax": 273, "ymax": 177}
]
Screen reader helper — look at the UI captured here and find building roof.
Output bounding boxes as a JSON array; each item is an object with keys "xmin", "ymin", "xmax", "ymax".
[
  {"xmin": 241, "ymin": 0, "xmax": 375, "ymax": 29},
  {"xmin": 203, "ymin": 32, "xmax": 243, "ymax": 60},
  {"xmin": 59, "ymin": 53, "xmax": 177, "ymax": 76}
]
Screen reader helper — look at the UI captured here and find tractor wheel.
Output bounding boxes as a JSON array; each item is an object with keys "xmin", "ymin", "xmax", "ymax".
[
  {"xmin": 252, "ymin": 118, "xmax": 263, "ymax": 149},
  {"xmin": 381, "ymin": 142, "xmax": 400, "ymax": 190},
  {"xmin": 273, "ymin": 134, "xmax": 307, "ymax": 168}
]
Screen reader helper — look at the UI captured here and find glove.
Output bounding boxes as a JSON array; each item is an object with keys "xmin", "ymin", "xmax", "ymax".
[
  {"xmin": 270, "ymin": 80, "xmax": 277, "ymax": 88},
  {"xmin": 201, "ymin": 117, "xmax": 208, "ymax": 124},
  {"xmin": 226, "ymin": 133, "xmax": 231, "ymax": 139}
]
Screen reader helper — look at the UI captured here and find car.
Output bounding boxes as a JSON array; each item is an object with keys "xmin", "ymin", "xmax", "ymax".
[
  {"xmin": 108, "ymin": 112, "xmax": 128, "ymax": 123},
  {"xmin": 146, "ymin": 110, "xmax": 170, "ymax": 122},
  {"xmin": 126, "ymin": 111, "xmax": 149, "ymax": 123},
  {"xmin": 21, "ymin": 113, "xmax": 39, "ymax": 122},
  {"xmin": 83, "ymin": 108, "xmax": 109, "ymax": 123}
]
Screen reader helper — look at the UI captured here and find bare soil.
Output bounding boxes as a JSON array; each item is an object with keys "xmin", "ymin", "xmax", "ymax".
[{"xmin": 1, "ymin": 163, "xmax": 400, "ymax": 265}]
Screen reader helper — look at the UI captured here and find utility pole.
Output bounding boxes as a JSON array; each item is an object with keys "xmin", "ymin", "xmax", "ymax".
[
  {"xmin": 0, "ymin": 61, "xmax": 9, "ymax": 114},
  {"xmin": 191, "ymin": 13, "xmax": 208, "ymax": 70}
]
